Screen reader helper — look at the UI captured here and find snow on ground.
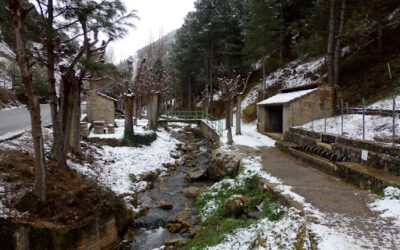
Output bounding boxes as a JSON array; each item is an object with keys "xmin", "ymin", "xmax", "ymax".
[
  {"xmin": 368, "ymin": 95, "xmax": 400, "ymax": 110},
  {"xmin": 0, "ymin": 129, "xmax": 26, "ymax": 141},
  {"xmin": 207, "ymin": 207, "xmax": 309, "ymax": 250},
  {"xmin": 71, "ymin": 119, "xmax": 180, "ymax": 196},
  {"xmin": 88, "ymin": 118, "xmax": 154, "ymax": 139},
  {"xmin": 300, "ymin": 114, "xmax": 399, "ymax": 143},
  {"xmin": 0, "ymin": 127, "xmax": 53, "ymax": 153},
  {"xmin": 237, "ymin": 155, "xmax": 400, "ymax": 249},
  {"xmin": 242, "ymin": 57, "xmax": 324, "ymax": 110},
  {"xmin": 369, "ymin": 186, "xmax": 400, "ymax": 227},
  {"xmin": 0, "ymin": 104, "xmax": 24, "ymax": 111},
  {"xmin": 221, "ymin": 116, "xmax": 275, "ymax": 148}
]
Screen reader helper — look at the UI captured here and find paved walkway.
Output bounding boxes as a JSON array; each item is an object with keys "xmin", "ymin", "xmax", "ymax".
[{"xmin": 258, "ymin": 147, "xmax": 400, "ymax": 249}]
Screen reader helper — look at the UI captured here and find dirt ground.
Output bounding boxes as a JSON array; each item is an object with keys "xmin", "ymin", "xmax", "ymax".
[{"xmin": 0, "ymin": 149, "xmax": 130, "ymax": 226}]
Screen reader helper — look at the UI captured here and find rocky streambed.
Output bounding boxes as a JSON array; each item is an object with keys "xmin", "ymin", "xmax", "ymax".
[{"xmin": 117, "ymin": 124, "xmax": 241, "ymax": 250}]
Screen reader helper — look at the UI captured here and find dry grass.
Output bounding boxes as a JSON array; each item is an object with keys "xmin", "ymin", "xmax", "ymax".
[
  {"xmin": 0, "ymin": 149, "xmax": 133, "ymax": 227},
  {"xmin": 243, "ymin": 102, "xmax": 257, "ymax": 123}
]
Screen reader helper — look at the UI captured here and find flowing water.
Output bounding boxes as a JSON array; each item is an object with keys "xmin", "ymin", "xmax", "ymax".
[{"xmin": 118, "ymin": 128, "xmax": 213, "ymax": 250}]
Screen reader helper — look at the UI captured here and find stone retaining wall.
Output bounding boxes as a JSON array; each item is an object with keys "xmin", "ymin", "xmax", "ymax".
[
  {"xmin": 284, "ymin": 127, "xmax": 400, "ymax": 176},
  {"xmin": 158, "ymin": 120, "xmax": 221, "ymax": 147},
  {"xmin": 0, "ymin": 215, "xmax": 120, "ymax": 250}
]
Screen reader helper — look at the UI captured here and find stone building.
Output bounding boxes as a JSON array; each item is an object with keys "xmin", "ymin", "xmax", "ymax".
[
  {"xmin": 87, "ymin": 91, "xmax": 117, "ymax": 125},
  {"xmin": 257, "ymin": 82, "xmax": 336, "ymax": 134}
]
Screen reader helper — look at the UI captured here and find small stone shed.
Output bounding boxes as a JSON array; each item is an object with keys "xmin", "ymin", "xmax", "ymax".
[
  {"xmin": 257, "ymin": 82, "xmax": 336, "ymax": 134},
  {"xmin": 87, "ymin": 91, "xmax": 117, "ymax": 125}
]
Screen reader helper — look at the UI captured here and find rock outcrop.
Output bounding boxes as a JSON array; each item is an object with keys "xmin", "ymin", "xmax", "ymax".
[{"xmin": 206, "ymin": 149, "xmax": 242, "ymax": 181}]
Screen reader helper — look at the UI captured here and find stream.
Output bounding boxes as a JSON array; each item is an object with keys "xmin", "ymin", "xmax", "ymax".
[{"xmin": 118, "ymin": 125, "xmax": 214, "ymax": 250}]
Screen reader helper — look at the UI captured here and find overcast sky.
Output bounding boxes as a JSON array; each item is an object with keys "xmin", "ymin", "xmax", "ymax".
[{"xmin": 109, "ymin": 0, "xmax": 196, "ymax": 63}]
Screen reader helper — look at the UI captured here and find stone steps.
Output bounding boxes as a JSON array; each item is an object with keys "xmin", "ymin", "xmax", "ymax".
[{"xmin": 277, "ymin": 141, "xmax": 400, "ymax": 192}]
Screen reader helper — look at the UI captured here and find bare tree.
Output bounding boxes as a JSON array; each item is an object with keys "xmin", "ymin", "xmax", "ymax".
[
  {"xmin": 119, "ymin": 58, "xmax": 150, "ymax": 142},
  {"xmin": 218, "ymin": 72, "xmax": 243, "ymax": 144},
  {"xmin": 333, "ymin": 0, "xmax": 347, "ymax": 85},
  {"xmin": 146, "ymin": 69, "xmax": 169, "ymax": 130},
  {"xmin": 236, "ymin": 73, "xmax": 251, "ymax": 135},
  {"xmin": 32, "ymin": 0, "xmax": 136, "ymax": 166},
  {"xmin": 327, "ymin": 0, "xmax": 336, "ymax": 85},
  {"xmin": 201, "ymin": 85, "xmax": 210, "ymax": 114},
  {"xmin": 6, "ymin": 0, "xmax": 46, "ymax": 201},
  {"xmin": 327, "ymin": 0, "xmax": 347, "ymax": 85}
]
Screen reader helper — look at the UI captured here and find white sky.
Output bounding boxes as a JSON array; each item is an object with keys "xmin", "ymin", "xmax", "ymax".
[{"xmin": 109, "ymin": 0, "xmax": 196, "ymax": 63}]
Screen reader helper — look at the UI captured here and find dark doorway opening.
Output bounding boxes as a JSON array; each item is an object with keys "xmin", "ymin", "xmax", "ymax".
[{"xmin": 268, "ymin": 105, "xmax": 283, "ymax": 132}]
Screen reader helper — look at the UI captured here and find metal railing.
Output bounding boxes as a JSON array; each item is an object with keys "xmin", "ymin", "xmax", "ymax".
[{"xmin": 160, "ymin": 110, "xmax": 224, "ymax": 137}]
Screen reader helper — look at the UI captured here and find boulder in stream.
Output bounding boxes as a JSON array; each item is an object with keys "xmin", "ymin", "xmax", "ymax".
[
  {"xmin": 206, "ymin": 149, "xmax": 242, "ymax": 181},
  {"xmin": 185, "ymin": 168, "xmax": 207, "ymax": 182},
  {"xmin": 139, "ymin": 171, "xmax": 157, "ymax": 182},
  {"xmin": 181, "ymin": 186, "xmax": 209, "ymax": 199},
  {"xmin": 157, "ymin": 201, "xmax": 173, "ymax": 210}
]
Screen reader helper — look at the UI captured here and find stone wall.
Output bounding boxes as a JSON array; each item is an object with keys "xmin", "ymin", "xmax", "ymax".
[
  {"xmin": 0, "ymin": 215, "xmax": 120, "ymax": 250},
  {"xmin": 285, "ymin": 85, "xmax": 335, "ymax": 131},
  {"xmin": 87, "ymin": 91, "xmax": 115, "ymax": 125},
  {"xmin": 158, "ymin": 119, "xmax": 221, "ymax": 147},
  {"xmin": 284, "ymin": 127, "xmax": 400, "ymax": 176}
]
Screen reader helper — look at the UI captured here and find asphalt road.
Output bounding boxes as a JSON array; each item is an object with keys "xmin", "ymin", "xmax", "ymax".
[{"xmin": 0, "ymin": 104, "xmax": 52, "ymax": 137}]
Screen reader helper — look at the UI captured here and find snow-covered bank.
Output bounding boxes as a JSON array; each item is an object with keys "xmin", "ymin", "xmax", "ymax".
[
  {"xmin": 0, "ymin": 104, "xmax": 24, "ymax": 111},
  {"xmin": 300, "ymin": 114, "xmax": 399, "ymax": 143},
  {"xmin": 221, "ymin": 116, "xmax": 275, "ymax": 148},
  {"xmin": 368, "ymin": 95, "xmax": 400, "ymax": 110},
  {"xmin": 193, "ymin": 155, "xmax": 310, "ymax": 250},
  {"xmin": 88, "ymin": 118, "xmax": 154, "ymax": 139},
  {"xmin": 369, "ymin": 186, "xmax": 400, "ymax": 227},
  {"xmin": 207, "ymin": 207, "xmax": 309, "ymax": 250},
  {"xmin": 71, "ymin": 119, "xmax": 182, "ymax": 197}
]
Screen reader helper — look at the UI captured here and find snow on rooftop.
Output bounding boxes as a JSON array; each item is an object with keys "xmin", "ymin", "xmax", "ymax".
[{"xmin": 257, "ymin": 88, "xmax": 316, "ymax": 105}]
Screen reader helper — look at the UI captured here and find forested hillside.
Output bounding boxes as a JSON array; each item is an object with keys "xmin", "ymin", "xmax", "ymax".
[{"xmin": 161, "ymin": 0, "xmax": 400, "ymax": 114}]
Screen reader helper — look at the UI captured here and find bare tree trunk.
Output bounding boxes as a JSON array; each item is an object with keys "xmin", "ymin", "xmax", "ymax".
[
  {"xmin": 44, "ymin": 0, "xmax": 67, "ymax": 169},
  {"xmin": 279, "ymin": 32, "xmax": 284, "ymax": 67},
  {"xmin": 149, "ymin": 94, "xmax": 158, "ymax": 131},
  {"xmin": 333, "ymin": 0, "xmax": 347, "ymax": 85},
  {"xmin": 209, "ymin": 58, "xmax": 213, "ymax": 114},
  {"xmin": 236, "ymin": 95, "xmax": 242, "ymax": 135},
  {"xmin": 133, "ymin": 98, "xmax": 137, "ymax": 118},
  {"xmin": 188, "ymin": 78, "xmax": 192, "ymax": 110},
  {"xmin": 138, "ymin": 97, "xmax": 142, "ymax": 119},
  {"xmin": 230, "ymin": 102, "xmax": 233, "ymax": 126},
  {"xmin": 262, "ymin": 62, "xmax": 266, "ymax": 99},
  {"xmin": 124, "ymin": 96, "xmax": 134, "ymax": 138},
  {"xmin": 226, "ymin": 101, "xmax": 233, "ymax": 144},
  {"xmin": 327, "ymin": 0, "xmax": 336, "ymax": 84},
  {"xmin": 69, "ymin": 79, "xmax": 81, "ymax": 154},
  {"xmin": 279, "ymin": 5, "xmax": 284, "ymax": 67},
  {"xmin": 377, "ymin": 0, "xmax": 383, "ymax": 54},
  {"xmin": 8, "ymin": 0, "xmax": 46, "ymax": 201},
  {"xmin": 63, "ymin": 79, "xmax": 74, "ymax": 153}
]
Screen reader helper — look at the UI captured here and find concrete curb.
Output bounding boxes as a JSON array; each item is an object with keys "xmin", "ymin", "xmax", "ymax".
[
  {"xmin": 276, "ymin": 141, "xmax": 400, "ymax": 193},
  {"xmin": 0, "ymin": 124, "xmax": 52, "ymax": 144}
]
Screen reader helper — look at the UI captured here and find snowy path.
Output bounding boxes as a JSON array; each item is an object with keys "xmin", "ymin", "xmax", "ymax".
[{"xmin": 258, "ymin": 147, "xmax": 400, "ymax": 249}]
